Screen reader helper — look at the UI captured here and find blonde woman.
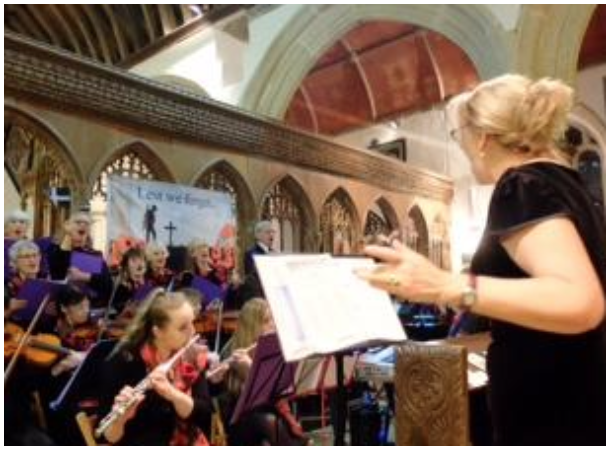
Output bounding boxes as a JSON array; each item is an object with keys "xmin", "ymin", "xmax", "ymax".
[
  {"xmin": 218, "ymin": 298, "xmax": 308, "ymax": 446},
  {"xmin": 359, "ymin": 75, "xmax": 605, "ymax": 445},
  {"xmin": 97, "ymin": 289, "xmax": 212, "ymax": 445},
  {"xmin": 144, "ymin": 242, "xmax": 174, "ymax": 288}
]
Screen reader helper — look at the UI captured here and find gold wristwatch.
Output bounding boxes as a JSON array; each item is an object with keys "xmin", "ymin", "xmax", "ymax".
[{"xmin": 459, "ymin": 273, "xmax": 478, "ymax": 311}]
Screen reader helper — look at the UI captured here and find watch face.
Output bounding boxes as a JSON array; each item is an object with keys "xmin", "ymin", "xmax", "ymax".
[{"xmin": 462, "ymin": 288, "xmax": 477, "ymax": 309}]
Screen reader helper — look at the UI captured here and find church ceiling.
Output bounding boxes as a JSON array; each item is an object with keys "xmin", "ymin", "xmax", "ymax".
[
  {"xmin": 286, "ymin": 10, "xmax": 606, "ymax": 136},
  {"xmin": 4, "ymin": 4, "xmax": 246, "ymax": 67},
  {"xmin": 578, "ymin": 4, "xmax": 605, "ymax": 70},
  {"xmin": 284, "ymin": 21, "xmax": 480, "ymax": 136}
]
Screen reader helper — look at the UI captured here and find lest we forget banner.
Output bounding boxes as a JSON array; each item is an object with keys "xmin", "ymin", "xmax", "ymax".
[{"xmin": 106, "ymin": 175, "xmax": 237, "ymax": 277}]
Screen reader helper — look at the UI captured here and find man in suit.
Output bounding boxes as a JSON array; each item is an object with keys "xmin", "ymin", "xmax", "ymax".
[{"xmin": 243, "ymin": 220, "xmax": 276, "ymax": 277}]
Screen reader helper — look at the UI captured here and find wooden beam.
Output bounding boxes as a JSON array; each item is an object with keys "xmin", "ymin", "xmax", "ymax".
[
  {"xmin": 179, "ymin": 5, "xmax": 195, "ymax": 24},
  {"xmin": 13, "ymin": 6, "xmax": 48, "ymax": 41},
  {"xmin": 101, "ymin": 4, "xmax": 128, "ymax": 59},
  {"xmin": 47, "ymin": 5, "xmax": 84, "ymax": 54},
  {"xmin": 77, "ymin": 4, "xmax": 113, "ymax": 63},
  {"xmin": 64, "ymin": 4, "xmax": 99, "ymax": 60},
  {"xmin": 24, "ymin": 5, "xmax": 63, "ymax": 47},
  {"xmin": 157, "ymin": 4, "xmax": 177, "ymax": 35},
  {"xmin": 140, "ymin": 5, "xmax": 157, "ymax": 42}
]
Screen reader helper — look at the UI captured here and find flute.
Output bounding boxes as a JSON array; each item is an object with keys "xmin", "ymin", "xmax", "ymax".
[
  {"xmin": 206, "ymin": 342, "xmax": 257, "ymax": 380},
  {"xmin": 95, "ymin": 334, "xmax": 201, "ymax": 439}
]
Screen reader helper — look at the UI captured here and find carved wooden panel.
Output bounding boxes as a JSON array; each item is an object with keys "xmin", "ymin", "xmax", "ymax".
[{"xmin": 395, "ymin": 341, "xmax": 469, "ymax": 446}]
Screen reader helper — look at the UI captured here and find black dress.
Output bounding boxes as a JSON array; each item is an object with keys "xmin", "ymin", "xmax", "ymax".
[
  {"xmin": 97, "ymin": 347, "xmax": 213, "ymax": 445},
  {"xmin": 471, "ymin": 162, "xmax": 605, "ymax": 445}
]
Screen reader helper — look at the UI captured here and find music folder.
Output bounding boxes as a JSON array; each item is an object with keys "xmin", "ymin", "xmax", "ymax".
[
  {"xmin": 230, "ymin": 332, "xmax": 297, "ymax": 425},
  {"xmin": 13, "ymin": 278, "xmax": 65, "ymax": 323},
  {"xmin": 70, "ymin": 251, "xmax": 104, "ymax": 275},
  {"xmin": 191, "ymin": 275, "xmax": 224, "ymax": 307},
  {"xmin": 133, "ymin": 281, "xmax": 155, "ymax": 303}
]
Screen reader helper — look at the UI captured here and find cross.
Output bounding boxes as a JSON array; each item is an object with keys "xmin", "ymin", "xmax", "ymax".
[{"xmin": 164, "ymin": 221, "xmax": 177, "ymax": 246}]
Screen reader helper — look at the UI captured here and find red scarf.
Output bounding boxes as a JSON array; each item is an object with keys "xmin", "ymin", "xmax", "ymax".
[{"xmin": 140, "ymin": 342, "xmax": 210, "ymax": 446}]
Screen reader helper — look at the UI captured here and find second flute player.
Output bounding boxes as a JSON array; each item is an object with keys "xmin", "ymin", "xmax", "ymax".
[{"xmin": 96, "ymin": 289, "xmax": 213, "ymax": 445}]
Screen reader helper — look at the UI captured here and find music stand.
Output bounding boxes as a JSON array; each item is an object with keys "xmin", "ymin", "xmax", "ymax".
[{"xmin": 230, "ymin": 333, "xmax": 297, "ymax": 426}]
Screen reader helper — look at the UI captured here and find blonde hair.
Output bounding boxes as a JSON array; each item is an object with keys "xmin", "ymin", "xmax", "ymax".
[
  {"xmin": 145, "ymin": 242, "xmax": 169, "ymax": 261},
  {"xmin": 114, "ymin": 288, "xmax": 191, "ymax": 354},
  {"xmin": 226, "ymin": 297, "xmax": 270, "ymax": 395},
  {"xmin": 451, "ymin": 74, "xmax": 573, "ymax": 155},
  {"xmin": 186, "ymin": 240, "xmax": 210, "ymax": 272}
]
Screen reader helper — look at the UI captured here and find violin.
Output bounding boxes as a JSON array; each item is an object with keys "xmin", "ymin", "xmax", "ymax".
[{"xmin": 4, "ymin": 322, "xmax": 72, "ymax": 367}]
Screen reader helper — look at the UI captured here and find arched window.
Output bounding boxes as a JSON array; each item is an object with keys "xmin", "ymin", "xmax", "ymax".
[
  {"xmin": 92, "ymin": 150, "xmax": 156, "ymax": 200},
  {"xmin": 195, "ymin": 162, "xmax": 255, "ymax": 265},
  {"xmin": 406, "ymin": 205, "xmax": 429, "ymax": 257},
  {"xmin": 320, "ymin": 189, "xmax": 359, "ymax": 255},
  {"xmin": 364, "ymin": 210, "xmax": 389, "ymax": 238},
  {"xmin": 197, "ymin": 168, "xmax": 238, "ymax": 219},
  {"xmin": 5, "ymin": 110, "xmax": 82, "ymax": 237},
  {"xmin": 90, "ymin": 144, "xmax": 171, "ymax": 251},
  {"xmin": 364, "ymin": 198, "xmax": 399, "ymax": 241},
  {"xmin": 261, "ymin": 179, "xmax": 305, "ymax": 252}
]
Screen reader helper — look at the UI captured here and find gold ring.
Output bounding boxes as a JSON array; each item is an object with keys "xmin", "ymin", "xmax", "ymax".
[{"xmin": 387, "ymin": 276, "xmax": 401, "ymax": 287}]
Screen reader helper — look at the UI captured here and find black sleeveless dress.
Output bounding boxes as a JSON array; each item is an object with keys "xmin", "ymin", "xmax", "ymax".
[{"xmin": 470, "ymin": 162, "xmax": 605, "ymax": 445}]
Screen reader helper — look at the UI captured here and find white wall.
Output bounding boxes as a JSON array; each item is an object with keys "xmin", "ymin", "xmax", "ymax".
[
  {"xmin": 336, "ymin": 106, "xmax": 487, "ymax": 270},
  {"xmin": 4, "ymin": 169, "xmax": 21, "ymax": 213},
  {"xmin": 576, "ymin": 64, "xmax": 606, "ymax": 125}
]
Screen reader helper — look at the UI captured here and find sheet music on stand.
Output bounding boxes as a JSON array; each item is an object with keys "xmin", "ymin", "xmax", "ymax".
[{"xmin": 254, "ymin": 254, "xmax": 407, "ymax": 362}]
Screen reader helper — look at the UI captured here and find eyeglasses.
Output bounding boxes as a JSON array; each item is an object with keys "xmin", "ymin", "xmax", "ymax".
[{"xmin": 17, "ymin": 253, "xmax": 39, "ymax": 260}]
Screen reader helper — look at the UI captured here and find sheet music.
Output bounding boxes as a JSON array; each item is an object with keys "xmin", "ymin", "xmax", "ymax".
[{"xmin": 255, "ymin": 254, "xmax": 406, "ymax": 361}]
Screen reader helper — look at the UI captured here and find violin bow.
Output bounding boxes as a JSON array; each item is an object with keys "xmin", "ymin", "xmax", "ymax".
[{"xmin": 4, "ymin": 293, "xmax": 52, "ymax": 386}]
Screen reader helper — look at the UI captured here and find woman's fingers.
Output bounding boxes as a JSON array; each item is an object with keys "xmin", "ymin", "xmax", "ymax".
[{"xmin": 363, "ymin": 245, "xmax": 404, "ymax": 264}]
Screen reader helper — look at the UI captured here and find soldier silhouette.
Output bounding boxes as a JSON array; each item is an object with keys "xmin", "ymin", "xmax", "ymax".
[{"xmin": 143, "ymin": 205, "xmax": 158, "ymax": 242}]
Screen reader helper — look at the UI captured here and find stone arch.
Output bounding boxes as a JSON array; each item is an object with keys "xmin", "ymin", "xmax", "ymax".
[
  {"xmin": 363, "ymin": 196, "xmax": 400, "ymax": 238},
  {"xmin": 319, "ymin": 187, "xmax": 360, "ymax": 254},
  {"xmin": 259, "ymin": 174, "xmax": 318, "ymax": 253},
  {"xmin": 406, "ymin": 204, "xmax": 430, "ymax": 257},
  {"xmin": 90, "ymin": 140, "xmax": 174, "ymax": 198},
  {"xmin": 5, "ymin": 106, "xmax": 85, "ymax": 237},
  {"xmin": 88, "ymin": 141, "xmax": 175, "ymax": 251},
  {"xmin": 194, "ymin": 159, "xmax": 256, "ymax": 264},
  {"xmin": 240, "ymin": 4, "xmax": 510, "ymax": 117},
  {"xmin": 515, "ymin": 5, "xmax": 597, "ymax": 82}
]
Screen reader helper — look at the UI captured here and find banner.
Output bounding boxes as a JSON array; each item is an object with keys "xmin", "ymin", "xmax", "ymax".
[{"xmin": 107, "ymin": 176, "xmax": 237, "ymax": 275}]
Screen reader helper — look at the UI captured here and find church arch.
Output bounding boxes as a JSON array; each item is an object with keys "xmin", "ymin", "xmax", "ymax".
[
  {"xmin": 406, "ymin": 204, "xmax": 430, "ymax": 258},
  {"xmin": 259, "ymin": 174, "xmax": 317, "ymax": 253},
  {"xmin": 319, "ymin": 187, "xmax": 360, "ymax": 254},
  {"xmin": 88, "ymin": 141, "xmax": 174, "ymax": 250},
  {"xmin": 194, "ymin": 160, "xmax": 256, "ymax": 262},
  {"xmin": 5, "ymin": 106, "xmax": 85, "ymax": 237},
  {"xmin": 363, "ymin": 196, "xmax": 400, "ymax": 239},
  {"xmin": 515, "ymin": 5, "xmax": 597, "ymax": 81},
  {"xmin": 240, "ymin": 4, "xmax": 509, "ymax": 118}
]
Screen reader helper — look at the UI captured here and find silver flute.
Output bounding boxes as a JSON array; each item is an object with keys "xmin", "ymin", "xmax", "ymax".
[{"xmin": 94, "ymin": 335, "xmax": 201, "ymax": 438}]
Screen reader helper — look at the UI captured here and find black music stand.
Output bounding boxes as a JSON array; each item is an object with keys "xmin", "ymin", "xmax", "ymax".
[{"xmin": 230, "ymin": 333, "xmax": 297, "ymax": 426}]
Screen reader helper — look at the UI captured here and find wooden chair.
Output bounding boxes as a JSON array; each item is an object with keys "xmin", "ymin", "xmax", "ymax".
[
  {"xmin": 394, "ymin": 341, "xmax": 469, "ymax": 446},
  {"xmin": 75, "ymin": 411, "xmax": 98, "ymax": 446}
]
